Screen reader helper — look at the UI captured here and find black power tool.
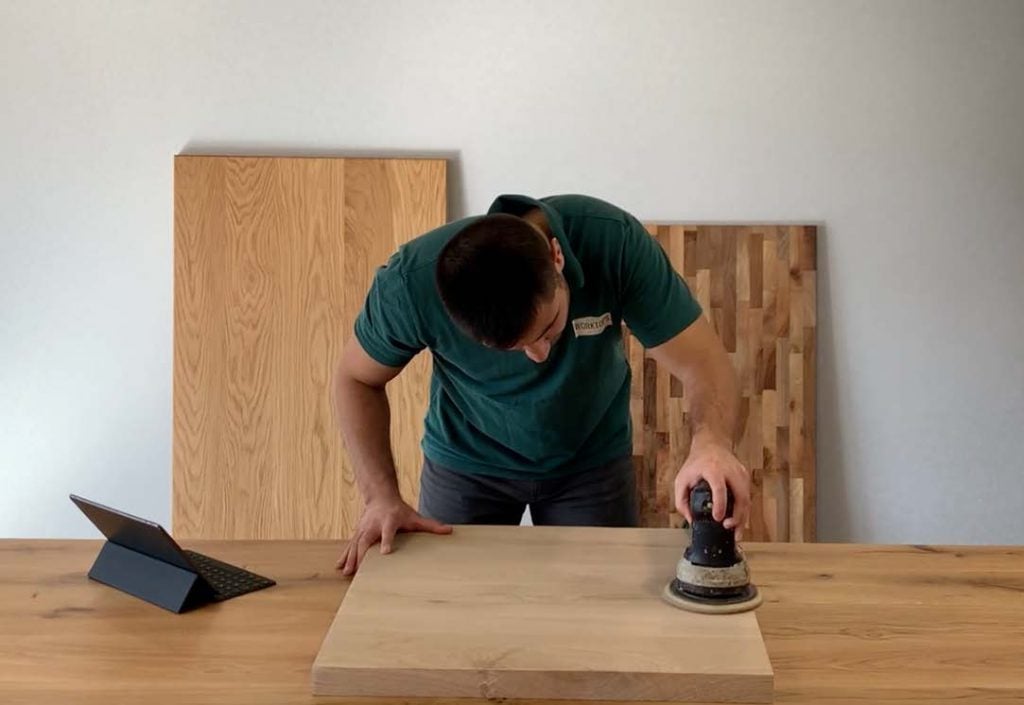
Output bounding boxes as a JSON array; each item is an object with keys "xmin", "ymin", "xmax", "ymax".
[{"xmin": 662, "ymin": 480, "xmax": 762, "ymax": 614}]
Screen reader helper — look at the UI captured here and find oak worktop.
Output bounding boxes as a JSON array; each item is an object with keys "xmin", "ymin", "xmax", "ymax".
[{"xmin": 2, "ymin": 537, "xmax": 1022, "ymax": 704}]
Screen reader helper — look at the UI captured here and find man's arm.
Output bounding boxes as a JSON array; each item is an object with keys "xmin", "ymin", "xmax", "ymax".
[
  {"xmin": 334, "ymin": 339, "xmax": 404, "ymax": 503},
  {"xmin": 647, "ymin": 316, "xmax": 751, "ymax": 535},
  {"xmin": 333, "ymin": 338, "xmax": 451, "ymax": 575}
]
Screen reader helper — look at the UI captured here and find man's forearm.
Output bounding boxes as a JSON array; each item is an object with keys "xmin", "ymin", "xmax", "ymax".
[
  {"xmin": 648, "ymin": 318, "xmax": 741, "ymax": 452},
  {"xmin": 686, "ymin": 353, "xmax": 740, "ymax": 451},
  {"xmin": 651, "ymin": 318, "xmax": 749, "ymax": 524},
  {"xmin": 334, "ymin": 375, "xmax": 402, "ymax": 504}
]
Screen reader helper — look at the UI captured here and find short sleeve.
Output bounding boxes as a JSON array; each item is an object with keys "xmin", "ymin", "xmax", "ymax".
[
  {"xmin": 619, "ymin": 215, "xmax": 703, "ymax": 348},
  {"xmin": 353, "ymin": 261, "xmax": 425, "ymax": 368}
]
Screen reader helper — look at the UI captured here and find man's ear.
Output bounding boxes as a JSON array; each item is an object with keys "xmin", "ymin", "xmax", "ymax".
[{"xmin": 549, "ymin": 237, "xmax": 565, "ymax": 273}]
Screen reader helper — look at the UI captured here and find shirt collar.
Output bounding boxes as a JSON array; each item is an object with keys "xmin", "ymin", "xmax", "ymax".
[{"xmin": 486, "ymin": 194, "xmax": 585, "ymax": 289}]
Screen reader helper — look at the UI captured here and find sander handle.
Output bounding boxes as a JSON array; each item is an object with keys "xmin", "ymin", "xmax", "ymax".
[{"xmin": 685, "ymin": 480, "xmax": 740, "ymax": 568}]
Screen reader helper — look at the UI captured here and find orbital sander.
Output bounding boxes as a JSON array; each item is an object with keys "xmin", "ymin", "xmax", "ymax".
[{"xmin": 662, "ymin": 479, "xmax": 763, "ymax": 614}]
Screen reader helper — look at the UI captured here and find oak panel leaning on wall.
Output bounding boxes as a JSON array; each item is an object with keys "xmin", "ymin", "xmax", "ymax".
[
  {"xmin": 173, "ymin": 156, "xmax": 445, "ymax": 539},
  {"xmin": 629, "ymin": 225, "xmax": 817, "ymax": 542}
]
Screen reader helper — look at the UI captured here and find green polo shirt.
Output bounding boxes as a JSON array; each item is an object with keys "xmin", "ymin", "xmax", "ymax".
[{"xmin": 354, "ymin": 194, "xmax": 702, "ymax": 479}]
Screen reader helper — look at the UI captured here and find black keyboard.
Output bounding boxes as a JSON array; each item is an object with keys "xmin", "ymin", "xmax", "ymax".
[{"xmin": 184, "ymin": 550, "xmax": 276, "ymax": 601}]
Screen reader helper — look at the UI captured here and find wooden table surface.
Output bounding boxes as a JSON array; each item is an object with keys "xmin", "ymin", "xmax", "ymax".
[{"xmin": 2, "ymin": 537, "xmax": 1023, "ymax": 704}]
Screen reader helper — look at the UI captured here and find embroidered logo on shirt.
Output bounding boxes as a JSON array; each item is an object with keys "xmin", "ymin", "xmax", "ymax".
[{"xmin": 572, "ymin": 312, "xmax": 613, "ymax": 338}]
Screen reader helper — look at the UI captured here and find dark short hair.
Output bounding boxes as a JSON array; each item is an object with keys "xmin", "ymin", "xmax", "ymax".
[{"xmin": 436, "ymin": 213, "xmax": 558, "ymax": 348}]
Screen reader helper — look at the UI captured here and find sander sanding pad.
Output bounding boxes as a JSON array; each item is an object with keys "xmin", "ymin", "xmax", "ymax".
[{"xmin": 661, "ymin": 580, "xmax": 763, "ymax": 614}]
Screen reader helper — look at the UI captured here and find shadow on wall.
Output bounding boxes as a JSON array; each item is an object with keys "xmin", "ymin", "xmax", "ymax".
[
  {"xmin": 177, "ymin": 142, "xmax": 469, "ymax": 222},
  {"xmin": 813, "ymin": 224, "xmax": 852, "ymax": 542}
]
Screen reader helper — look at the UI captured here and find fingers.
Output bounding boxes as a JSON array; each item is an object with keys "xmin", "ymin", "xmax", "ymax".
[
  {"xmin": 678, "ymin": 496, "xmax": 691, "ymax": 524},
  {"xmin": 676, "ymin": 482, "xmax": 693, "ymax": 524},
  {"xmin": 723, "ymin": 485, "xmax": 750, "ymax": 531},
  {"xmin": 335, "ymin": 543, "xmax": 350, "ymax": 570},
  {"xmin": 414, "ymin": 515, "xmax": 453, "ymax": 535},
  {"xmin": 339, "ymin": 530, "xmax": 378, "ymax": 576},
  {"xmin": 710, "ymin": 479, "xmax": 728, "ymax": 523},
  {"xmin": 354, "ymin": 532, "xmax": 374, "ymax": 572},
  {"xmin": 337, "ymin": 506, "xmax": 454, "ymax": 575},
  {"xmin": 726, "ymin": 502, "xmax": 748, "ymax": 539},
  {"xmin": 340, "ymin": 537, "xmax": 359, "ymax": 576},
  {"xmin": 380, "ymin": 517, "xmax": 397, "ymax": 555},
  {"xmin": 722, "ymin": 462, "xmax": 751, "ymax": 540}
]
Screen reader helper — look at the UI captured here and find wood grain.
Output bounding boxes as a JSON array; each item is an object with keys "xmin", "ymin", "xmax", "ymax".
[
  {"xmin": 632, "ymin": 225, "xmax": 817, "ymax": 542},
  {"xmin": 312, "ymin": 526, "xmax": 773, "ymax": 702},
  {"xmin": 3, "ymin": 539, "xmax": 1024, "ymax": 704},
  {"xmin": 173, "ymin": 156, "xmax": 445, "ymax": 540}
]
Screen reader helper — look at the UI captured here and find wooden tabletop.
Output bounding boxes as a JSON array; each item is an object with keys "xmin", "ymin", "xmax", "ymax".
[{"xmin": 2, "ymin": 537, "xmax": 1022, "ymax": 704}]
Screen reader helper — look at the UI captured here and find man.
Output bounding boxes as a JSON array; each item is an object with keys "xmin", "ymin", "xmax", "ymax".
[{"xmin": 334, "ymin": 194, "xmax": 750, "ymax": 575}]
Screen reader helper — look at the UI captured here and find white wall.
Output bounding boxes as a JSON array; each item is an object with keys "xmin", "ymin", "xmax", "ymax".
[{"xmin": 2, "ymin": 0, "xmax": 1022, "ymax": 543}]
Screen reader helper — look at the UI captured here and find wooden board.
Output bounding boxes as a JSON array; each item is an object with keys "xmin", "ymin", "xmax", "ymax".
[
  {"xmin": 630, "ymin": 225, "xmax": 816, "ymax": 542},
  {"xmin": 173, "ymin": 156, "xmax": 445, "ymax": 539},
  {"xmin": 312, "ymin": 525, "xmax": 774, "ymax": 702}
]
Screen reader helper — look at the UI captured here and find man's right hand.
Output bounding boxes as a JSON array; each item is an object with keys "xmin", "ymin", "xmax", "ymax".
[{"xmin": 336, "ymin": 496, "xmax": 452, "ymax": 576}]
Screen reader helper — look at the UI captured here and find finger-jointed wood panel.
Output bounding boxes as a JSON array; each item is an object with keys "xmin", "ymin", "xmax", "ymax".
[
  {"xmin": 630, "ymin": 225, "xmax": 816, "ymax": 542},
  {"xmin": 173, "ymin": 156, "xmax": 445, "ymax": 539}
]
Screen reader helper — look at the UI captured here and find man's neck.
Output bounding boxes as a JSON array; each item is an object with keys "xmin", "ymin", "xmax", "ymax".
[{"xmin": 521, "ymin": 207, "xmax": 552, "ymax": 238}]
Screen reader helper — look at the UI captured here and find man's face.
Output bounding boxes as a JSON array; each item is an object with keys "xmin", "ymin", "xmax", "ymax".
[{"xmin": 508, "ymin": 276, "xmax": 570, "ymax": 363}]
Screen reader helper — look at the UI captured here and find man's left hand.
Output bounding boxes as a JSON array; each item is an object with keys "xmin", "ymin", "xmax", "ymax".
[{"xmin": 674, "ymin": 439, "xmax": 751, "ymax": 539}]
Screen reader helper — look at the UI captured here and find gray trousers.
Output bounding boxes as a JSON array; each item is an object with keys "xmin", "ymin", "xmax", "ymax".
[{"xmin": 418, "ymin": 455, "xmax": 638, "ymax": 527}]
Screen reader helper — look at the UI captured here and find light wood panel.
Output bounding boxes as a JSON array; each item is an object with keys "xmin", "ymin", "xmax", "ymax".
[
  {"xmin": 173, "ymin": 156, "xmax": 445, "ymax": 539},
  {"xmin": 312, "ymin": 526, "xmax": 774, "ymax": 702},
  {"xmin": 631, "ymin": 225, "xmax": 817, "ymax": 542},
  {"xmin": 3, "ymin": 539, "xmax": 1024, "ymax": 704}
]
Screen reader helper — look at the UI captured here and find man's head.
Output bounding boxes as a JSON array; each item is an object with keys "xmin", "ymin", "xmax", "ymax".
[{"xmin": 436, "ymin": 212, "xmax": 569, "ymax": 363}]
